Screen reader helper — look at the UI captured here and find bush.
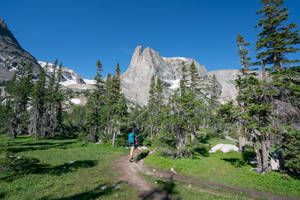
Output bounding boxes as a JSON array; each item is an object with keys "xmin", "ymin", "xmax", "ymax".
[
  {"xmin": 76, "ymin": 132, "xmax": 90, "ymax": 142},
  {"xmin": 153, "ymin": 131, "xmax": 176, "ymax": 158},
  {"xmin": 282, "ymin": 128, "xmax": 300, "ymax": 177}
]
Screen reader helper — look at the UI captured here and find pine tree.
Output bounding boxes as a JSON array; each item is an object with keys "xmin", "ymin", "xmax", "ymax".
[
  {"xmin": 189, "ymin": 61, "xmax": 201, "ymax": 93},
  {"xmin": 95, "ymin": 60, "xmax": 106, "ymax": 96},
  {"xmin": 248, "ymin": 0, "xmax": 300, "ymax": 173},
  {"xmin": 43, "ymin": 60, "xmax": 58, "ymax": 138},
  {"xmin": 281, "ymin": 128, "xmax": 300, "ymax": 176},
  {"xmin": 86, "ymin": 60, "xmax": 106, "ymax": 142},
  {"xmin": 156, "ymin": 78, "xmax": 164, "ymax": 110},
  {"xmin": 110, "ymin": 63, "xmax": 127, "ymax": 146},
  {"xmin": 29, "ymin": 68, "xmax": 46, "ymax": 138},
  {"xmin": 52, "ymin": 63, "xmax": 64, "ymax": 136},
  {"xmin": 4, "ymin": 63, "xmax": 33, "ymax": 138},
  {"xmin": 235, "ymin": 34, "xmax": 253, "ymax": 152},
  {"xmin": 147, "ymin": 75, "xmax": 157, "ymax": 140},
  {"xmin": 18, "ymin": 64, "xmax": 33, "ymax": 135},
  {"xmin": 236, "ymin": 34, "xmax": 251, "ymax": 75},
  {"xmin": 180, "ymin": 61, "xmax": 189, "ymax": 95},
  {"xmin": 255, "ymin": 0, "xmax": 300, "ymax": 72}
]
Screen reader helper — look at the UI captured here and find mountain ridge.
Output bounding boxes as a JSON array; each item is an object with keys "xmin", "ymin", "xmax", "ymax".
[{"xmin": 0, "ymin": 18, "xmax": 41, "ymax": 80}]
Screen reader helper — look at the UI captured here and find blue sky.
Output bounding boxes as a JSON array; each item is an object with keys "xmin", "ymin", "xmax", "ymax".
[{"xmin": 1, "ymin": 0, "xmax": 300, "ymax": 79}]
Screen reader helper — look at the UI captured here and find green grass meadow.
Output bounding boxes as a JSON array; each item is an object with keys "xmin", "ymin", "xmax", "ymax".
[
  {"xmin": 1, "ymin": 136, "xmax": 299, "ymax": 200},
  {"xmin": 144, "ymin": 140, "xmax": 300, "ymax": 199},
  {"xmin": 0, "ymin": 136, "xmax": 138, "ymax": 200}
]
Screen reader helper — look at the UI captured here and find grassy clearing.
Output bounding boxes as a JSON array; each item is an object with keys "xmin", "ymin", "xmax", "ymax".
[
  {"xmin": 144, "ymin": 138, "xmax": 300, "ymax": 199},
  {"xmin": 0, "ymin": 136, "xmax": 138, "ymax": 200}
]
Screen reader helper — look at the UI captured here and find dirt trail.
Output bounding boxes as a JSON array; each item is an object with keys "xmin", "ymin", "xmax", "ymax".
[
  {"xmin": 115, "ymin": 152, "xmax": 299, "ymax": 200},
  {"xmin": 115, "ymin": 151, "xmax": 173, "ymax": 200}
]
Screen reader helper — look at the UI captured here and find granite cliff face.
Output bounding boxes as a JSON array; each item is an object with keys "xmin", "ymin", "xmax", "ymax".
[
  {"xmin": 121, "ymin": 46, "xmax": 207, "ymax": 105},
  {"xmin": 0, "ymin": 18, "xmax": 41, "ymax": 81},
  {"xmin": 208, "ymin": 70, "xmax": 240, "ymax": 104}
]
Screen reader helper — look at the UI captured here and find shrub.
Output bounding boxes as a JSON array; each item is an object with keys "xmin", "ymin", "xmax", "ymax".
[{"xmin": 281, "ymin": 128, "xmax": 300, "ymax": 177}]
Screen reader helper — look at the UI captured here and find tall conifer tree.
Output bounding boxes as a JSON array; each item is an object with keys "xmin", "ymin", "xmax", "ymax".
[{"xmin": 255, "ymin": 0, "xmax": 300, "ymax": 72}]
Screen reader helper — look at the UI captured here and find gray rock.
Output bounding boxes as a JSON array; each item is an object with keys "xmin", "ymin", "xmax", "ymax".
[
  {"xmin": 120, "ymin": 46, "xmax": 207, "ymax": 105},
  {"xmin": 208, "ymin": 69, "xmax": 262, "ymax": 104},
  {"xmin": 0, "ymin": 18, "xmax": 41, "ymax": 80},
  {"xmin": 271, "ymin": 149, "xmax": 283, "ymax": 171}
]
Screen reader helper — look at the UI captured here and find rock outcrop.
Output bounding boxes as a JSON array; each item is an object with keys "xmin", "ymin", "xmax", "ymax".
[
  {"xmin": 0, "ymin": 18, "xmax": 41, "ymax": 80},
  {"xmin": 121, "ymin": 46, "xmax": 207, "ymax": 105},
  {"xmin": 209, "ymin": 144, "xmax": 239, "ymax": 153}
]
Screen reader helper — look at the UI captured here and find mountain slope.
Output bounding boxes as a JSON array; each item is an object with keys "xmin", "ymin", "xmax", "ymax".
[
  {"xmin": 0, "ymin": 18, "xmax": 41, "ymax": 80},
  {"xmin": 38, "ymin": 61, "xmax": 95, "ymax": 90}
]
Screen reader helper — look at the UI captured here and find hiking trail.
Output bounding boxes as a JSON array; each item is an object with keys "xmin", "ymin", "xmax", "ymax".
[{"xmin": 115, "ymin": 150, "xmax": 298, "ymax": 200}]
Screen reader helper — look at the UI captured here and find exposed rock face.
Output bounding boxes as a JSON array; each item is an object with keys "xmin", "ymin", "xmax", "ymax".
[
  {"xmin": 208, "ymin": 70, "xmax": 263, "ymax": 104},
  {"xmin": 121, "ymin": 46, "xmax": 207, "ymax": 105},
  {"xmin": 0, "ymin": 18, "xmax": 41, "ymax": 80},
  {"xmin": 38, "ymin": 61, "xmax": 95, "ymax": 90},
  {"xmin": 208, "ymin": 70, "xmax": 240, "ymax": 104}
]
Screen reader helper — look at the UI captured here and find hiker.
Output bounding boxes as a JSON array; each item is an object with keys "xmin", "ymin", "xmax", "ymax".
[{"xmin": 128, "ymin": 129, "xmax": 137, "ymax": 162}]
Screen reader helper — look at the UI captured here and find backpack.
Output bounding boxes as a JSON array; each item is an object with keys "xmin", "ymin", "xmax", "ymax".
[{"xmin": 128, "ymin": 133, "xmax": 135, "ymax": 143}]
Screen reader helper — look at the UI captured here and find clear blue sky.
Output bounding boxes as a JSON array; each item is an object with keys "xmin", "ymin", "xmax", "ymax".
[{"xmin": 1, "ymin": 0, "xmax": 300, "ymax": 79}]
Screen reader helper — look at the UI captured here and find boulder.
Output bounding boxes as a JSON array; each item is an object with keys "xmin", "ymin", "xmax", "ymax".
[{"xmin": 209, "ymin": 144, "xmax": 239, "ymax": 153}]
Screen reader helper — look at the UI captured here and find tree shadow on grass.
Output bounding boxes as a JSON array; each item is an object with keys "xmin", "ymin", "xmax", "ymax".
[
  {"xmin": 221, "ymin": 146, "xmax": 256, "ymax": 168},
  {"xmin": 242, "ymin": 148, "xmax": 256, "ymax": 166},
  {"xmin": 221, "ymin": 158, "xmax": 248, "ymax": 168},
  {"xmin": 39, "ymin": 181, "xmax": 123, "ymax": 200},
  {"xmin": 0, "ymin": 192, "xmax": 5, "ymax": 199},
  {"xmin": 7, "ymin": 141, "xmax": 76, "ymax": 153},
  {"xmin": 1, "ymin": 159, "xmax": 97, "ymax": 182},
  {"xmin": 141, "ymin": 175, "xmax": 179, "ymax": 200}
]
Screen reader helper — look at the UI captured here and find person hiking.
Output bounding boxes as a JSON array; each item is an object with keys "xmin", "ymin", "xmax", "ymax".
[{"xmin": 128, "ymin": 129, "xmax": 137, "ymax": 162}]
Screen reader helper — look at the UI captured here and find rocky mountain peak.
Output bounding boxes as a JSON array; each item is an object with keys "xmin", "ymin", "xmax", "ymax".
[
  {"xmin": 0, "ymin": 18, "xmax": 41, "ymax": 81},
  {"xmin": 121, "ymin": 46, "xmax": 207, "ymax": 105},
  {"xmin": 38, "ymin": 61, "xmax": 95, "ymax": 90}
]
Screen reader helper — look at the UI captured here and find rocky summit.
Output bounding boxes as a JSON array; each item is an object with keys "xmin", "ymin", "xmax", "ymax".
[
  {"xmin": 0, "ymin": 18, "xmax": 41, "ymax": 81},
  {"xmin": 120, "ymin": 46, "xmax": 207, "ymax": 105}
]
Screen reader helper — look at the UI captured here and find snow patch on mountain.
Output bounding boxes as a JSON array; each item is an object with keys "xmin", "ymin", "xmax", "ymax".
[
  {"xmin": 38, "ymin": 61, "xmax": 95, "ymax": 89},
  {"xmin": 168, "ymin": 79, "xmax": 180, "ymax": 90},
  {"xmin": 83, "ymin": 79, "xmax": 96, "ymax": 84}
]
